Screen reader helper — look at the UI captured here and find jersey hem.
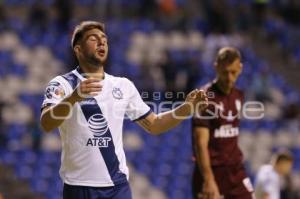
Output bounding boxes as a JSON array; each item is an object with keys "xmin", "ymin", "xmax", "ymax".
[{"xmin": 62, "ymin": 178, "xmax": 128, "ymax": 187}]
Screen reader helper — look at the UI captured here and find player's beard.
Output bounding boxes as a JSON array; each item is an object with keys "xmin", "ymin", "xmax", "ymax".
[
  {"xmin": 218, "ymin": 79, "xmax": 234, "ymax": 93},
  {"xmin": 84, "ymin": 51, "xmax": 107, "ymax": 68},
  {"xmin": 224, "ymin": 82, "xmax": 234, "ymax": 92}
]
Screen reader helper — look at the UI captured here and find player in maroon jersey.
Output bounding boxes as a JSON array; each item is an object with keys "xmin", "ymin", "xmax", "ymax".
[{"xmin": 192, "ymin": 47, "xmax": 254, "ymax": 199}]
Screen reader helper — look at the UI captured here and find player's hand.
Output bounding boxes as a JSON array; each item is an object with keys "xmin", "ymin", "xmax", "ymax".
[
  {"xmin": 71, "ymin": 78, "xmax": 103, "ymax": 101},
  {"xmin": 185, "ymin": 89, "xmax": 208, "ymax": 113},
  {"xmin": 201, "ymin": 179, "xmax": 221, "ymax": 199}
]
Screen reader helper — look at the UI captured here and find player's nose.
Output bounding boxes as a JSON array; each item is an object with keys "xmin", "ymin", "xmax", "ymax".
[
  {"xmin": 225, "ymin": 74, "xmax": 234, "ymax": 84},
  {"xmin": 99, "ymin": 38, "xmax": 106, "ymax": 47}
]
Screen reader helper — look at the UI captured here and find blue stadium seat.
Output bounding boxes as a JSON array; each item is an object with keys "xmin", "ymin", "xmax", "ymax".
[
  {"xmin": 2, "ymin": 151, "xmax": 17, "ymax": 166},
  {"xmin": 18, "ymin": 150, "xmax": 37, "ymax": 165},
  {"xmin": 31, "ymin": 178, "xmax": 49, "ymax": 194},
  {"xmin": 15, "ymin": 164, "xmax": 33, "ymax": 180}
]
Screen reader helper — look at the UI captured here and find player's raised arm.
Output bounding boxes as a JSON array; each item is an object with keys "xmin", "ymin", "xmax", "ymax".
[
  {"xmin": 136, "ymin": 89, "xmax": 208, "ymax": 135},
  {"xmin": 40, "ymin": 78, "xmax": 102, "ymax": 132}
]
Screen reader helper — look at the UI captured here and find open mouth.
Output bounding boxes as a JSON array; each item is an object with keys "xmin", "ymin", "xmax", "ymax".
[{"xmin": 97, "ymin": 49, "xmax": 105, "ymax": 56}]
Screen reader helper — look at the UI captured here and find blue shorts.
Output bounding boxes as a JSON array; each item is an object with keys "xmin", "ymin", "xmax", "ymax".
[{"xmin": 63, "ymin": 182, "xmax": 132, "ymax": 199}]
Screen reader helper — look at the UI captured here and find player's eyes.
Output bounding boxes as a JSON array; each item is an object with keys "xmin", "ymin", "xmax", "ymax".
[
  {"xmin": 101, "ymin": 37, "xmax": 107, "ymax": 43},
  {"xmin": 89, "ymin": 36, "xmax": 97, "ymax": 41},
  {"xmin": 232, "ymin": 71, "xmax": 239, "ymax": 76}
]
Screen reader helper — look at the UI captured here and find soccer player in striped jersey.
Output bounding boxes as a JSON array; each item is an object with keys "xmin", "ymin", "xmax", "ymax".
[{"xmin": 40, "ymin": 21, "xmax": 207, "ymax": 199}]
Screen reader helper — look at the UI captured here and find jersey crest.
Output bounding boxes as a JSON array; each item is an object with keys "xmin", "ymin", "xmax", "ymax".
[{"xmin": 112, "ymin": 87, "xmax": 123, "ymax": 100}]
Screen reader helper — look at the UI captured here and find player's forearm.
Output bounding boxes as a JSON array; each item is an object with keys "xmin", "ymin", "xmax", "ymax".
[
  {"xmin": 150, "ymin": 102, "xmax": 192, "ymax": 135},
  {"xmin": 196, "ymin": 145, "xmax": 215, "ymax": 180},
  {"xmin": 40, "ymin": 95, "xmax": 77, "ymax": 132}
]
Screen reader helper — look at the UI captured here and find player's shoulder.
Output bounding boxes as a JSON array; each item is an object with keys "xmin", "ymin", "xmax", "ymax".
[
  {"xmin": 199, "ymin": 81, "xmax": 214, "ymax": 92},
  {"xmin": 234, "ymin": 87, "xmax": 244, "ymax": 94},
  {"xmin": 258, "ymin": 164, "xmax": 274, "ymax": 175},
  {"xmin": 47, "ymin": 75, "xmax": 68, "ymax": 87},
  {"xmin": 46, "ymin": 69, "xmax": 78, "ymax": 92},
  {"xmin": 61, "ymin": 70, "xmax": 78, "ymax": 80},
  {"xmin": 49, "ymin": 69, "xmax": 78, "ymax": 83},
  {"xmin": 106, "ymin": 73, "xmax": 127, "ymax": 81},
  {"xmin": 106, "ymin": 73, "xmax": 135, "ymax": 87},
  {"xmin": 233, "ymin": 86, "xmax": 244, "ymax": 98}
]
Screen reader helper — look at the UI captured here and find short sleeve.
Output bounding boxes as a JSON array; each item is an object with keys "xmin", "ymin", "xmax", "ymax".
[
  {"xmin": 259, "ymin": 174, "xmax": 274, "ymax": 195},
  {"xmin": 192, "ymin": 110, "xmax": 210, "ymax": 128},
  {"xmin": 41, "ymin": 76, "xmax": 68, "ymax": 111},
  {"xmin": 255, "ymin": 167, "xmax": 277, "ymax": 196},
  {"xmin": 192, "ymin": 85, "xmax": 211, "ymax": 128},
  {"xmin": 125, "ymin": 79, "xmax": 151, "ymax": 121}
]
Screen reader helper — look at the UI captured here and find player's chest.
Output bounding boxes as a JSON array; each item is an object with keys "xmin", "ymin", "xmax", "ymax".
[
  {"xmin": 78, "ymin": 84, "xmax": 128, "ymax": 115},
  {"xmin": 208, "ymin": 95, "xmax": 242, "ymax": 122}
]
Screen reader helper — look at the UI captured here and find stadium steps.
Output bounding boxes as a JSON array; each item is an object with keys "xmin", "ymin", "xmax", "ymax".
[
  {"xmin": 0, "ymin": 164, "xmax": 44, "ymax": 199},
  {"xmin": 249, "ymin": 29, "xmax": 300, "ymax": 92}
]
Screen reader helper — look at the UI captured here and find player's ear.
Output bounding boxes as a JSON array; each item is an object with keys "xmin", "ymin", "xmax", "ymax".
[
  {"xmin": 214, "ymin": 62, "xmax": 218, "ymax": 69},
  {"xmin": 74, "ymin": 45, "xmax": 81, "ymax": 55},
  {"xmin": 239, "ymin": 63, "xmax": 243, "ymax": 72}
]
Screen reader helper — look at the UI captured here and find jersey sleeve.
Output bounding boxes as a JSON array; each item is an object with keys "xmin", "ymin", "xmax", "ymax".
[
  {"xmin": 255, "ymin": 167, "xmax": 275, "ymax": 195},
  {"xmin": 192, "ymin": 86, "xmax": 211, "ymax": 128},
  {"xmin": 41, "ymin": 76, "xmax": 68, "ymax": 111},
  {"xmin": 259, "ymin": 174, "xmax": 273, "ymax": 194},
  {"xmin": 192, "ymin": 110, "xmax": 210, "ymax": 128},
  {"xmin": 125, "ymin": 79, "xmax": 151, "ymax": 121}
]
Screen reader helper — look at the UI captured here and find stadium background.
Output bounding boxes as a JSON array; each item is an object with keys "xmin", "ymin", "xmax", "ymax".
[{"xmin": 0, "ymin": 0, "xmax": 299, "ymax": 198}]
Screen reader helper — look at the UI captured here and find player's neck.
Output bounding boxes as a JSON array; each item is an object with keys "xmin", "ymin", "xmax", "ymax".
[
  {"xmin": 216, "ymin": 80, "xmax": 232, "ymax": 95},
  {"xmin": 79, "ymin": 63, "xmax": 105, "ymax": 79},
  {"xmin": 273, "ymin": 164, "xmax": 282, "ymax": 176}
]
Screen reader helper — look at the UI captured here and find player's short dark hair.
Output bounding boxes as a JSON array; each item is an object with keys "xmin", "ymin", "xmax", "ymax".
[
  {"xmin": 215, "ymin": 47, "xmax": 241, "ymax": 67},
  {"xmin": 71, "ymin": 21, "xmax": 105, "ymax": 49},
  {"xmin": 274, "ymin": 151, "xmax": 294, "ymax": 164}
]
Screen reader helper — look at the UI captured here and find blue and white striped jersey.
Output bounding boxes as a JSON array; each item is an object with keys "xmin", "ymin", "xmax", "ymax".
[{"xmin": 41, "ymin": 67, "xmax": 151, "ymax": 187}]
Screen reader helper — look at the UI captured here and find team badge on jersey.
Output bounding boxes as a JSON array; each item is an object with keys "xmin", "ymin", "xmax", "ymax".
[
  {"xmin": 45, "ymin": 82, "xmax": 65, "ymax": 100},
  {"xmin": 112, "ymin": 87, "xmax": 123, "ymax": 99}
]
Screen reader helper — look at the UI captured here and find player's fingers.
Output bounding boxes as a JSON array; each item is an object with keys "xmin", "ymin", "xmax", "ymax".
[
  {"xmin": 207, "ymin": 191, "xmax": 215, "ymax": 199},
  {"xmin": 81, "ymin": 87, "xmax": 102, "ymax": 93},
  {"xmin": 87, "ymin": 87, "xmax": 102, "ymax": 92},
  {"xmin": 80, "ymin": 83, "xmax": 102, "ymax": 93},
  {"xmin": 202, "ymin": 192, "xmax": 209, "ymax": 199},
  {"xmin": 203, "ymin": 96, "xmax": 208, "ymax": 105},
  {"xmin": 85, "ymin": 83, "xmax": 103, "ymax": 89},
  {"xmin": 79, "ymin": 90, "xmax": 102, "ymax": 97},
  {"xmin": 88, "ymin": 92, "xmax": 100, "ymax": 96},
  {"xmin": 197, "ymin": 90, "xmax": 206, "ymax": 99},
  {"xmin": 209, "ymin": 192, "xmax": 214, "ymax": 199},
  {"xmin": 84, "ymin": 78, "xmax": 101, "ymax": 84},
  {"xmin": 205, "ymin": 192, "xmax": 212, "ymax": 199},
  {"xmin": 189, "ymin": 89, "xmax": 199, "ymax": 98}
]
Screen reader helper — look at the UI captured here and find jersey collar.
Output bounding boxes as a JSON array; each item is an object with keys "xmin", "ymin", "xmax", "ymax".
[
  {"xmin": 73, "ymin": 66, "xmax": 106, "ymax": 81},
  {"xmin": 212, "ymin": 79, "xmax": 235, "ymax": 96}
]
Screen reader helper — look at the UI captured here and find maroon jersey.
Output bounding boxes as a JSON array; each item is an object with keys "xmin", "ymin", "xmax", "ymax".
[{"xmin": 192, "ymin": 81, "xmax": 244, "ymax": 166}]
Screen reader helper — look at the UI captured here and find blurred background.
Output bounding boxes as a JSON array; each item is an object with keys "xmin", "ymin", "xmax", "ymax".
[{"xmin": 0, "ymin": 0, "xmax": 299, "ymax": 198}]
